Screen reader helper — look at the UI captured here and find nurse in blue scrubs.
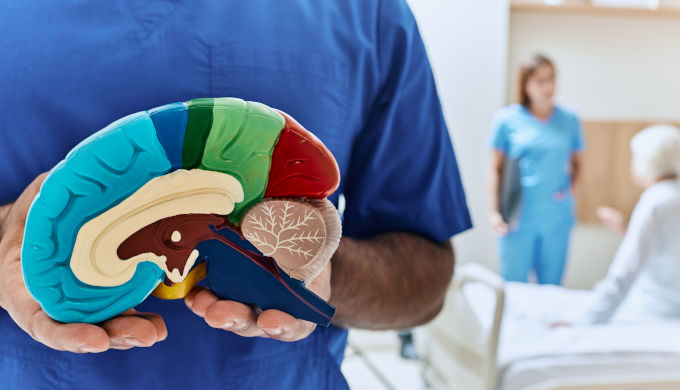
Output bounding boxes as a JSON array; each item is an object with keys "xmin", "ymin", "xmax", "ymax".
[{"xmin": 488, "ymin": 54, "xmax": 584, "ymax": 285}]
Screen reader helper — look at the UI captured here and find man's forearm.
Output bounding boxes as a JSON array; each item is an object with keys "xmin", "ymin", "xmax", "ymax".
[{"xmin": 329, "ymin": 232, "xmax": 454, "ymax": 330}]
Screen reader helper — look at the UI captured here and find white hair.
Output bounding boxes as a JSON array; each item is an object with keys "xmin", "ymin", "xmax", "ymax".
[{"xmin": 630, "ymin": 124, "xmax": 680, "ymax": 181}]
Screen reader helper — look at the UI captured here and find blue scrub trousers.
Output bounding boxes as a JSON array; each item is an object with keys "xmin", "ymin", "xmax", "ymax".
[{"xmin": 499, "ymin": 227, "xmax": 571, "ymax": 285}]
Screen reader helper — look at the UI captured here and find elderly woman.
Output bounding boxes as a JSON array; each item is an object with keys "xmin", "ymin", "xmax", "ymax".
[{"xmin": 577, "ymin": 125, "xmax": 680, "ymax": 324}]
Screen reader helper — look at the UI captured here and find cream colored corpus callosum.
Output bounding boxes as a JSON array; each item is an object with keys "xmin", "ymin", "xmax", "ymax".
[{"xmin": 69, "ymin": 169, "xmax": 244, "ymax": 287}]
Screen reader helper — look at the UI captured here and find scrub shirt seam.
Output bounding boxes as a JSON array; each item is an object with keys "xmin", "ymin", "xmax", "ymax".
[
  {"xmin": 209, "ymin": 42, "xmax": 352, "ymax": 153},
  {"xmin": 120, "ymin": 0, "xmax": 144, "ymax": 36},
  {"xmin": 118, "ymin": 0, "xmax": 177, "ymax": 41},
  {"xmin": 209, "ymin": 43, "xmax": 350, "ymax": 84},
  {"xmin": 223, "ymin": 64, "xmax": 343, "ymax": 83}
]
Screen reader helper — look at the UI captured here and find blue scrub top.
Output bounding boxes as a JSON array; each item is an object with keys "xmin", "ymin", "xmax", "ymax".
[
  {"xmin": 0, "ymin": 1, "xmax": 472, "ymax": 389},
  {"xmin": 490, "ymin": 104, "xmax": 584, "ymax": 230}
]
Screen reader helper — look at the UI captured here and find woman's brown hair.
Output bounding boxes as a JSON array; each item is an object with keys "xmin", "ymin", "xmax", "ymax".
[{"xmin": 517, "ymin": 54, "xmax": 555, "ymax": 107}]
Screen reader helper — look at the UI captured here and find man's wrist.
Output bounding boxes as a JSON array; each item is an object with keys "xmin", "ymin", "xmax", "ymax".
[{"xmin": 328, "ymin": 233, "xmax": 454, "ymax": 330}]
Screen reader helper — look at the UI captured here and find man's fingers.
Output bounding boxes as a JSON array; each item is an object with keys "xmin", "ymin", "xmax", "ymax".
[
  {"xmin": 133, "ymin": 312, "xmax": 168, "ymax": 341},
  {"xmin": 186, "ymin": 287, "xmax": 264, "ymax": 336},
  {"xmin": 258, "ymin": 309, "xmax": 316, "ymax": 341},
  {"xmin": 121, "ymin": 308, "xmax": 168, "ymax": 341},
  {"xmin": 28, "ymin": 310, "xmax": 109, "ymax": 353},
  {"xmin": 100, "ymin": 315, "xmax": 159, "ymax": 349},
  {"xmin": 204, "ymin": 300, "xmax": 263, "ymax": 337},
  {"xmin": 186, "ymin": 287, "xmax": 319, "ymax": 341},
  {"xmin": 187, "ymin": 287, "xmax": 220, "ymax": 317},
  {"xmin": 184, "ymin": 285, "xmax": 212, "ymax": 309}
]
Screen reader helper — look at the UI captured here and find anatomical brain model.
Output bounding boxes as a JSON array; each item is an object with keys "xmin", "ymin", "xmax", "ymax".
[{"xmin": 21, "ymin": 98, "xmax": 341, "ymax": 327}]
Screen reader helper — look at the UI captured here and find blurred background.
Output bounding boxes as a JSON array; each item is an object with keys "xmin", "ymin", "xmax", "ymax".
[{"xmin": 342, "ymin": 1, "xmax": 680, "ymax": 389}]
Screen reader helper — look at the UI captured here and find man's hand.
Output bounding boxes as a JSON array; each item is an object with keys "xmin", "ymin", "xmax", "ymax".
[
  {"xmin": 184, "ymin": 261, "xmax": 330, "ymax": 342},
  {"xmin": 0, "ymin": 173, "xmax": 168, "ymax": 353}
]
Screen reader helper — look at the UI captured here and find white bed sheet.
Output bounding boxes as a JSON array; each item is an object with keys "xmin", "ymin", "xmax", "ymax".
[
  {"xmin": 500, "ymin": 353, "xmax": 680, "ymax": 390},
  {"xmin": 462, "ymin": 282, "xmax": 680, "ymax": 390}
]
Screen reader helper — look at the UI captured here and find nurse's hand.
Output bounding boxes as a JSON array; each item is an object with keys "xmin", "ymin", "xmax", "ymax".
[
  {"xmin": 0, "ymin": 173, "xmax": 168, "ymax": 353},
  {"xmin": 489, "ymin": 212, "xmax": 509, "ymax": 236},
  {"xmin": 184, "ymin": 261, "xmax": 331, "ymax": 342}
]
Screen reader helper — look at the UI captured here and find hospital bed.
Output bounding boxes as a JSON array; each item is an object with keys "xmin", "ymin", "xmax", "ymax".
[{"xmin": 422, "ymin": 263, "xmax": 680, "ymax": 390}]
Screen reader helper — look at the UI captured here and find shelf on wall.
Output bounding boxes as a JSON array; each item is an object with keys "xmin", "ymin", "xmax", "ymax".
[{"xmin": 510, "ymin": 3, "xmax": 680, "ymax": 18}]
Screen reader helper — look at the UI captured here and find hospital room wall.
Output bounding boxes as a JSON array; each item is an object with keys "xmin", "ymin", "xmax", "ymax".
[
  {"xmin": 508, "ymin": 10, "xmax": 680, "ymax": 288},
  {"xmin": 408, "ymin": 0, "xmax": 510, "ymax": 276},
  {"xmin": 508, "ymin": 11, "xmax": 680, "ymax": 122}
]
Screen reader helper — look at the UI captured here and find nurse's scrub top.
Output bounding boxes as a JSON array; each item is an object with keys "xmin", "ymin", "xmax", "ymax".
[
  {"xmin": 0, "ymin": 1, "xmax": 472, "ymax": 389},
  {"xmin": 490, "ymin": 104, "xmax": 584, "ymax": 230}
]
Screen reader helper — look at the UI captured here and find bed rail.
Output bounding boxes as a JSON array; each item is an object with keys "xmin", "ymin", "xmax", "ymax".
[{"xmin": 423, "ymin": 262, "xmax": 505, "ymax": 390}]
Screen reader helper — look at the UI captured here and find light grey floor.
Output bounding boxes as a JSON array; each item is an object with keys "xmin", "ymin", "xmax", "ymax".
[{"xmin": 342, "ymin": 330, "xmax": 426, "ymax": 390}]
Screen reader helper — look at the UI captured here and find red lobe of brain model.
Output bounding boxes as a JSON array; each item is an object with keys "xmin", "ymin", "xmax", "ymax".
[{"xmin": 264, "ymin": 111, "xmax": 340, "ymax": 199}]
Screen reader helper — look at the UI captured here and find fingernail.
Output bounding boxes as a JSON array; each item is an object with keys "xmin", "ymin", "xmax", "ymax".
[
  {"xmin": 79, "ymin": 345, "xmax": 103, "ymax": 353},
  {"xmin": 123, "ymin": 337, "xmax": 146, "ymax": 347},
  {"xmin": 220, "ymin": 321, "xmax": 234, "ymax": 329},
  {"xmin": 265, "ymin": 327, "xmax": 282, "ymax": 335},
  {"xmin": 186, "ymin": 299, "xmax": 193, "ymax": 309}
]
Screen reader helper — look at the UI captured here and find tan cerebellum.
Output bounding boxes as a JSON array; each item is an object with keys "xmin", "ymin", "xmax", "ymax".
[
  {"xmin": 241, "ymin": 198, "xmax": 341, "ymax": 284},
  {"xmin": 70, "ymin": 169, "xmax": 244, "ymax": 287}
]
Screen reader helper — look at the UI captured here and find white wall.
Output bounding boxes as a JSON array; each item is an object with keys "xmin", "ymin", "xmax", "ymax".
[
  {"xmin": 509, "ymin": 11, "xmax": 680, "ymax": 121},
  {"xmin": 408, "ymin": 0, "xmax": 510, "ymax": 271}
]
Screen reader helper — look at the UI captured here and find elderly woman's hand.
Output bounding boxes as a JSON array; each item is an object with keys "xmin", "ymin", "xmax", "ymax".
[{"xmin": 596, "ymin": 206, "xmax": 627, "ymax": 236}]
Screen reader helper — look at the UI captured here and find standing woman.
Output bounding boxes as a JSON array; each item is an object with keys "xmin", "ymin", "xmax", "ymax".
[{"xmin": 488, "ymin": 54, "xmax": 584, "ymax": 284}]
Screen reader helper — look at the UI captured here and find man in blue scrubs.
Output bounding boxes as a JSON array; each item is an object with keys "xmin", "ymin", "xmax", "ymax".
[{"xmin": 0, "ymin": 1, "xmax": 471, "ymax": 388}]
